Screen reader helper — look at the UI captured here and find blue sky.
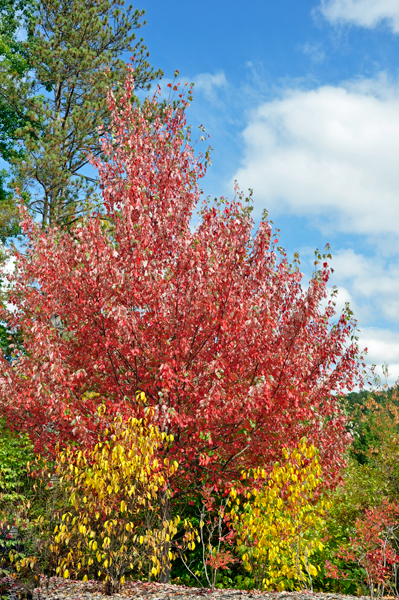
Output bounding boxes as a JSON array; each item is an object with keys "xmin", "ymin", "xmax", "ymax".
[{"xmin": 135, "ymin": 0, "xmax": 399, "ymax": 384}]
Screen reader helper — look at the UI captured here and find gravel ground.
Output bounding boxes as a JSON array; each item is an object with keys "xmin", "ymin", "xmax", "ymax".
[{"xmin": 0, "ymin": 577, "xmax": 374, "ymax": 600}]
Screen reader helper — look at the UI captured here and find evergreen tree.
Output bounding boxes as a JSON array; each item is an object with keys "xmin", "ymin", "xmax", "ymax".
[
  {"xmin": 0, "ymin": 0, "xmax": 161, "ymax": 232},
  {"xmin": 0, "ymin": 0, "xmax": 36, "ymax": 238}
]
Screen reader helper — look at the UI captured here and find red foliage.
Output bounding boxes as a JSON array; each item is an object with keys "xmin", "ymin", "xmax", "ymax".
[
  {"xmin": 0, "ymin": 69, "xmax": 364, "ymax": 492},
  {"xmin": 327, "ymin": 500, "xmax": 399, "ymax": 597}
]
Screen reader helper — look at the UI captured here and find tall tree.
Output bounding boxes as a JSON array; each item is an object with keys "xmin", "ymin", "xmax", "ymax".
[
  {"xmin": 0, "ymin": 0, "xmax": 161, "ymax": 231},
  {"xmin": 0, "ymin": 72, "xmax": 365, "ymax": 497},
  {"xmin": 0, "ymin": 0, "xmax": 36, "ymax": 238},
  {"xmin": 0, "ymin": 0, "xmax": 36, "ymax": 162}
]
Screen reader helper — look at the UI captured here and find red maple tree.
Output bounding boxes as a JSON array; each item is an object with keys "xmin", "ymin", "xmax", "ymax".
[{"xmin": 0, "ymin": 70, "xmax": 364, "ymax": 492}]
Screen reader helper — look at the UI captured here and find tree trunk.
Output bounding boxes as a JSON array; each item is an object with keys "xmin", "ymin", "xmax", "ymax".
[{"xmin": 158, "ymin": 491, "xmax": 171, "ymax": 584}]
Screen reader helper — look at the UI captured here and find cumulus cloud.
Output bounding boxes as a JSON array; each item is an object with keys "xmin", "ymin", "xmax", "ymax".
[
  {"xmin": 299, "ymin": 248, "xmax": 399, "ymax": 385},
  {"xmin": 357, "ymin": 327, "xmax": 399, "ymax": 384},
  {"xmin": 323, "ymin": 285, "xmax": 358, "ymax": 316},
  {"xmin": 359, "ymin": 327, "xmax": 399, "ymax": 364},
  {"xmin": 192, "ymin": 71, "xmax": 228, "ymax": 103},
  {"xmin": 233, "ymin": 75, "xmax": 399, "ymax": 240},
  {"xmin": 318, "ymin": 0, "xmax": 399, "ymax": 32},
  {"xmin": 330, "ymin": 249, "xmax": 399, "ymax": 322}
]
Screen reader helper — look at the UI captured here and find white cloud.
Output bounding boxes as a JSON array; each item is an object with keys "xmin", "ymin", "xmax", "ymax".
[
  {"xmin": 357, "ymin": 327, "xmax": 399, "ymax": 385},
  {"xmin": 329, "ymin": 249, "xmax": 399, "ymax": 321},
  {"xmin": 137, "ymin": 70, "xmax": 228, "ymax": 109},
  {"xmin": 1, "ymin": 248, "xmax": 15, "ymax": 282},
  {"xmin": 324, "ymin": 285, "xmax": 358, "ymax": 316},
  {"xmin": 301, "ymin": 42, "xmax": 326, "ymax": 63},
  {"xmin": 305, "ymin": 249, "xmax": 399, "ymax": 385},
  {"xmin": 233, "ymin": 75, "xmax": 399, "ymax": 240},
  {"xmin": 359, "ymin": 328, "xmax": 399, "ymax": 363},
  {"xmin": 318, "ymin": 0, "xmax": 399, "ymax": 32},
  {"xmin": 192, "ymin": 71, "xmax": 228, "ymax": 103}
]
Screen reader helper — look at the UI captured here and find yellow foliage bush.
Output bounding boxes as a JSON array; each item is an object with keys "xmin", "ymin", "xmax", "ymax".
[
  {"xmin": 230, "ymin": 439, "xmax": 328, "ymax": 591},
  {"xmin": 51, "ymin": 402, "xmax": 180, "ymax": 593},
  {"xmin": 54, "ymin": 406, "xmax": 179, "ymax": 592}
]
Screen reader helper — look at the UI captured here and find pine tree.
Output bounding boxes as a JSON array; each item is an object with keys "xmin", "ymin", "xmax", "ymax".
[
  {"xmin": 0, "ymin": 0, "xmax": 161, "ymax": 232},
  {"xmin": 0, "ymin": 0, "xmax": 36, "ymax": 238}
]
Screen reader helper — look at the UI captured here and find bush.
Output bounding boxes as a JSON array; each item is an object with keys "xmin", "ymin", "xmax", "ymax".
[
  {"xmin": 52, "ymin": 405, "xmax": 180, "ymax": 594},
  {"xmin": 0, "ymin": 417, "xmax": 35, "ymax": 583},
  {"xmin": 230, "ymin": 440, "xmax": 328, "ymax": 592},
  {"xmin": 327, "ymin": 500, "xmax": 399, "ymax": 599}
]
